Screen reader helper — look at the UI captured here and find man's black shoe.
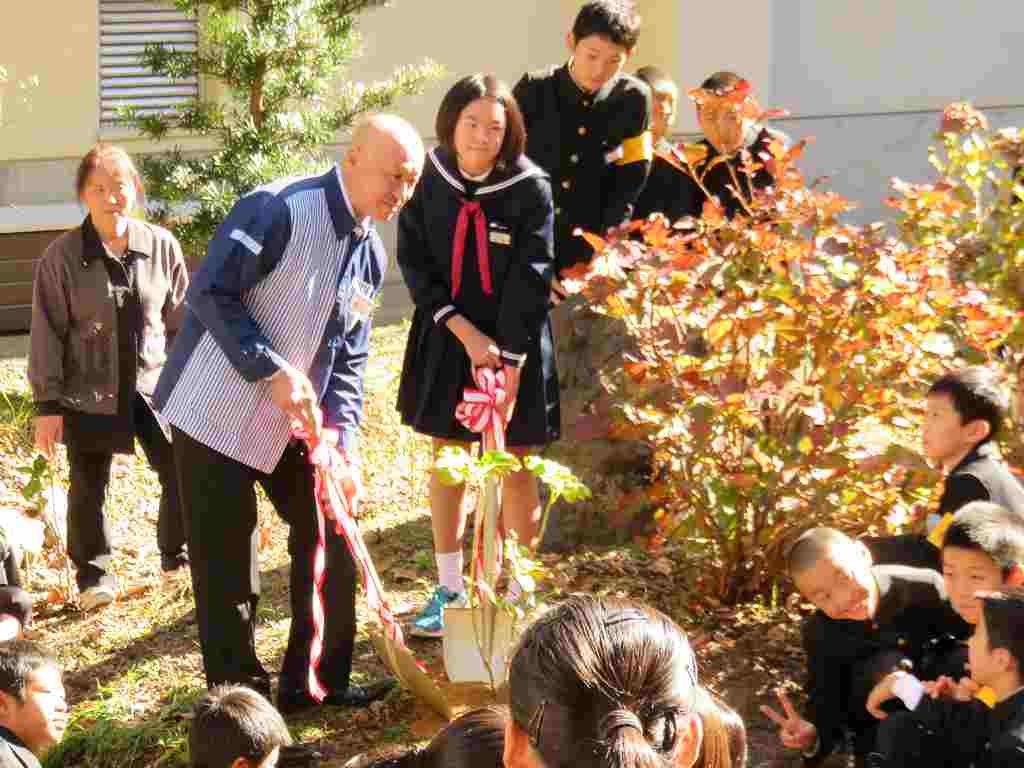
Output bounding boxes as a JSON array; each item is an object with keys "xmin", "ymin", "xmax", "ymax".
[
  {"xmin": 161, "ymin": 551, "xmax": 190, "ymax": 573},
  {"xmin": 277, "ymin": 679, "xmax": 397, "ymax": 715}
]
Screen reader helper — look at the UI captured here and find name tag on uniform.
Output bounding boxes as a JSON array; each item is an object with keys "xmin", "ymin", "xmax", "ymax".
[
  {"xmin": 488, "ymin": 222, "xmax": 512, "ymax": 246},
  {"xmin": 350, "ymin": 278, "xmax": 374, "ymax": 321}
]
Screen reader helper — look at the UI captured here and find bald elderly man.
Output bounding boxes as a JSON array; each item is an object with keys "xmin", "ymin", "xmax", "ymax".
[{"xmin": 154, "ymin": 114, "xmax": 425, "ymax": 713}]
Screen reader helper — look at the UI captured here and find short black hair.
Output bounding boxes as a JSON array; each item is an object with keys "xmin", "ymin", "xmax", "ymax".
[
  {"xmin": 700, "ymin": 71, "xmax": 745, "ymax": 94},
  {"xmin": 929, "ymin": 366, "xmax": 1008, "ymax": 444},
  {"xmin": 572, "ymin": 1, "xmax": 642, "ymax": 50},
  {"xmin": 189, "ymin": 685, "xmax": 291, "ymax": 768},
  {"xmin": 943, "ymin": 501, "xmax": 1024, "ymax": 574},
  {"xmin": 435, "ymin": 74, "xmax": 526, "ymax": 172},
  {"xmin": 0, "ymin": 642, "xmax": 59, "ymax": 704},
  {"xmin": 979, "ymin": 588, "xmax": 1024, "ymax": 672},
  {"xmin": 786, "ymin": 527, "xmax": 857, "ymax": 578}
]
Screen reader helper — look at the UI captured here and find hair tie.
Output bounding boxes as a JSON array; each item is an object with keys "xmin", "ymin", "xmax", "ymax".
[{"xmin": 601, "ymin": 708, "xmax": 644, "ymax": 738}]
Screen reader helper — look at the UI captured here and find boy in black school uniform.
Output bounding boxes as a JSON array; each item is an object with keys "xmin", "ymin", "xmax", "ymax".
[
  {"xmin": 688, "ymin": 70, "xmax": 787, "ymax": 220},
  {"xmin": 632, "ymin": 66, "xmax": 700, "ymax": 224},
  {"xmin": 761, "ymin": 527, "xmax": 969, "ymax": 767},
  {"xmin": 513, "ymin": 0, "xmax": 652, "ymax": 284},
  {"xmin": 863, "ymin": 502, "xmax": 1024, "ymax": 767},
  {"xmin": 513, "ymin": 1, "xmax": 651, "ymax": 553},
  {"xmin": 869, "ymin": 589, "xmax": 1024, "ymax": 767},
  {"xmin": 866, "ymin": 367, "xmax": 1024, "ymax": 571}
]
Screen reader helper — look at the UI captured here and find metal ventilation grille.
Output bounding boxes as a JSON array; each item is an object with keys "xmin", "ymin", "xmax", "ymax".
[{"xmin": 99, "ymin": 0, "xmax": 198, "ymax": 125}]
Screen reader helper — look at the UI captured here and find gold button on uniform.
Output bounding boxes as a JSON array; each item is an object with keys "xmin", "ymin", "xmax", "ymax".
[
  {"xmin": 897, "ymin": 637, "xmax": 906, "ymax": 647},
  {"xmin": 555, "ymin": 207, "xmax": 561, "ymax": 216},
  {"xmin": 570, "ymin": 154, "xmax": 579, "ymax": 164},
  {"xmin": 578, "ymin": 126, "xmax": 587, "ymax": 136}
]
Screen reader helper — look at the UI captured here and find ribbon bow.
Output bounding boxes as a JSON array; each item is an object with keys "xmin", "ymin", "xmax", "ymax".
[
  {"xmin": 455, "ymin": 367, "xmax": 507, "ymax": 452},
  {"xmin": 451, "ymin": 201, "xmax": 492, "ymax": 298}
]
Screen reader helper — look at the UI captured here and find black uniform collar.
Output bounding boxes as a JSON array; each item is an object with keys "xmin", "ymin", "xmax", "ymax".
[
  {"xmin": 871, "ymin": 566, "xmax": 896, "ymax": 623},
  {"xmin": 81, "ymin": 215, "xmax": 154, "ymax": 267},
  {"xmin": 869, "ymin": 565, "xmax": 920, "ymax": 627},
  {"xmin": 949, "ymin": 442, "xmax": 997, "ymax": 476},
  {"xmin": 428, "ymin": 147, "xmax": 542, "ymax": 198},
  {"xmin": 557, "ymin": 62, "xmax": 618, "ymax": 108}
]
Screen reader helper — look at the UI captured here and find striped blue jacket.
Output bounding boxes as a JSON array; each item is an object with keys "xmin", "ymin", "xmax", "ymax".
[{"xmin": 153, "ymin": 166, "xmax": 384, "ymax": 473}]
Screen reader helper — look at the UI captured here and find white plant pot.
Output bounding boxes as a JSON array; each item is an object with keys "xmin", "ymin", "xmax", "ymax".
[{"xmin": 442, "ymin": 604, "xmax": 515, "ymax": 685}]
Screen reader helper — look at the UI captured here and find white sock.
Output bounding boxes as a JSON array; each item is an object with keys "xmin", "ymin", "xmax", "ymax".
[{"xmin": 436, "ymin": 551, "xmax": 465, "ymax": 594}]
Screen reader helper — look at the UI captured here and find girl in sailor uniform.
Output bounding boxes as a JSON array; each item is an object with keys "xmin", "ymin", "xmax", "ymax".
[{"xmin": 396, "ymin": 74, "xmax": 559, "ymax": 637}]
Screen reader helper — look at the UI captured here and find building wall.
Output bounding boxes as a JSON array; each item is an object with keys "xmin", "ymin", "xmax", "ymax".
[
  {"xmin": 2, "ymin": 1, "xmax": 1023, "ymax": 326},
  {"xmin": 763, "ymin": 1, "xmax": 1024, "ymax": 224}
]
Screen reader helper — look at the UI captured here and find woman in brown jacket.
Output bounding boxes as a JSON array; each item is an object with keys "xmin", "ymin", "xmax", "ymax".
[{"xmin": 28, "ymin": 144, "xmax": 189, "ymax": 610}]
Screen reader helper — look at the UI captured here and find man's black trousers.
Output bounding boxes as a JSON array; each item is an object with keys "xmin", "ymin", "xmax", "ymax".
[{"xmin": 171, "ymin": 427, "xmax": 358, "ymax": 693}]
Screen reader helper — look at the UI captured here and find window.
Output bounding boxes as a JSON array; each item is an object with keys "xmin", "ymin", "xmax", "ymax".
[{"xmin": 99, "ymin": 0, "xmax": 199, "ymax": 126}]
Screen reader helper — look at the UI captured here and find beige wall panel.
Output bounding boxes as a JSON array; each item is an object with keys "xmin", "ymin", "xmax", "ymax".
[
  {"xmin": 665, "ymin": 1, "xmax": 775, "ymax": 133},
  {"xmin": 1, "ymin": 4, "xmax": 99, "ymax": 160},
  {"xmin": 346, "ymin": 1, "xmax": 581, "ymax": 142},
  {"xmin": 770, "ymin": 1, "xmax": 1024, "ymax": 116}
]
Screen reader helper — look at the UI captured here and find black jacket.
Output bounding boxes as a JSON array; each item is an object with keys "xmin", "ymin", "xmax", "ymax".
[
  {"xmin": 988, "ymin": 687, "xmax": 1024, "ymax": 767},
  {"xmin": 867, "ymin": 442, "xmax": 1024, "ymax": 571},
  {"xmin": 802, "ymin": 565, "xmax": 969, "ymax": 761},
  {"xmin": 933, "ymin": 442, "xmax": 1024, "ymax": 535},
  {"xmin": 633, "ymin": 140, "xmax": 701, "ymax": 224},
  {"xmin": 880, "ymin": 687, "xmax": 1024, "ymax": 767},
  {"xmin": 514, "ymin": 63, "xmax": 651, "ymax": 272}
]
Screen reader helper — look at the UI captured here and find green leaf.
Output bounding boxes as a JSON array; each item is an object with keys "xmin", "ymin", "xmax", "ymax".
[
  {"xmin": 432, "ymin": 446, "xmax": 474, "ymax": 487},
  {"xmin": 477, "ymin": 450, "xmax": 522, "ymax": 481},
  {"xmin": 523, "ymin": 456, "xmax": 591, "ymax": 502}
]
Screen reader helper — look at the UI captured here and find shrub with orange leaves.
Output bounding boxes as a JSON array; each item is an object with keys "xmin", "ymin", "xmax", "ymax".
[
  {"xmin": 563, "ymin": 129, "xmax": 1018, "ymax": 604},
  {"xmin": 888, "ymin": 102, "xmax": 1024, "ymax": 339}
]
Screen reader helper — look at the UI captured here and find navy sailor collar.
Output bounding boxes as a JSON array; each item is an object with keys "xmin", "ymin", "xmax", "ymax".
[{"xmin": 428, "ymin": 147, "xmax": 543, "ymax": 198}]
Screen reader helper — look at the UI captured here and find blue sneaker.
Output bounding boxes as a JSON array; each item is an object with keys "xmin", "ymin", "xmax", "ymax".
[{"xmin": 410, "ymin": 586, "xmax": 467, "ymax": 638}]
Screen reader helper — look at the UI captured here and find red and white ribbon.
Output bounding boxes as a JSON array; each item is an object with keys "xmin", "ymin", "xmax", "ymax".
[
  {"xmin": 454, "ymin": 367, "xmax": 507, "ymax": 452},
  {"xmin": 454, "ymin": 368, "xmax": 510, "ymax": 610},
  {"xmin": 302, "ymin": 429, "xmax": 418, "ymax": 701}
]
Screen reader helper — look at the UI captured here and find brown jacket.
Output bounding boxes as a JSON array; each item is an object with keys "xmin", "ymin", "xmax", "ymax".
[{"xmin": 28, "ymin": 216, "xmax": 188, "ymax": 415}]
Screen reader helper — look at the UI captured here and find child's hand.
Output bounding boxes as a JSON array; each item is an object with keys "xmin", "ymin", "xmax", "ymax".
[
  {"xmin": 925, "ymin": 675, "xmax": 957, "ymax": 700},
  {"xmin": 866, "ymin": 673, "xmax": 900, "ymax": 719},
  {"xmin": 953, "ymin": 676, "xmax": 979, "ymax": 701},
  {"xmin": 925, "ymin": 675, "xmax": 977, "ymax": 702},
  {"xmin": 761, "ymin": 689, "xmax": 817, "ymax": 752}
]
